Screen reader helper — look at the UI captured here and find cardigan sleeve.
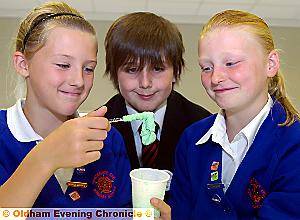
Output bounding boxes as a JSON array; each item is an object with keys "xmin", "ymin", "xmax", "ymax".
[{"xmin": 258, "ymin": 142, "xmax": 300, "ymax": 219}]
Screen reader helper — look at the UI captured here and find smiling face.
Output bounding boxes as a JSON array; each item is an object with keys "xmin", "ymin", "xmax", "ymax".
[
  {"xmin": 198, "ymin": 27, "xmax": 271, "ymax": 115},
  {"xmin": 24, "ymin": 27, "xmax": 97, "ymax": 117},
  {"xmin": 117, "ymin": 61, "xmax": 174, "ymax": 112}
]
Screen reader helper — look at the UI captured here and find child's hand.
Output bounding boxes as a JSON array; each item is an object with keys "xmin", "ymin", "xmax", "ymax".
[
  {"xmin": 150, "ymin": 198, "xmax": 171, "ymax": 220},
  {"xmin": 37, "ymin": 106, "xmax": 110, "ymax": 171}
]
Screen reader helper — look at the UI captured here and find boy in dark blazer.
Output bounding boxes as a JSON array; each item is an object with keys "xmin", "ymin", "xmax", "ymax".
[{"xmin": 103, "ymin": 12, "xmax": 211, "ymax": 172}]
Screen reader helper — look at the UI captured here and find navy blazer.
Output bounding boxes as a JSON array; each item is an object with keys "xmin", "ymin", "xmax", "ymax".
[
  {"xmin": 170, "ymin": 101, "xmax": 300, "ymax": 219},
  {"xmin": 104, "ymin": 90, "xmax": 211, "ymax": 171}
]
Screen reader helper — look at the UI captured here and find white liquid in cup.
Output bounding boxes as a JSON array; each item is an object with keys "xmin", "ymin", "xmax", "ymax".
[{"xmin": 130, "ymin": 168, "xmax": 170, "ymax": 218}]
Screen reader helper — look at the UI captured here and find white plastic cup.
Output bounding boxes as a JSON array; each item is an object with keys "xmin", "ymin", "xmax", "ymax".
[
  {"xmin": 130, "ymin": 168, "xmax": 170, "ymax": 218},
  {"xmin": 162, "ymin": 170, "xmax": 173, "ymax": 191}
]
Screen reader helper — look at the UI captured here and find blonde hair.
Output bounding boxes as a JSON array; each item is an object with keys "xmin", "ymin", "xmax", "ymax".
[
  {"xmin": 16, "ymin": 1, "xmax": 96, "ymax": 59},
  {"xmin": 200, "ymin": 10, "xmax": 299, "ymax": 126}
]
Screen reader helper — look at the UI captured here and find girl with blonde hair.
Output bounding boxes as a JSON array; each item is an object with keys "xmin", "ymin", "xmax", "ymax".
[
  {"xmin": 168, "ymin": 9, "xmax": 300, "ymax": 219},
  {"xmin": 0, "ymin": 2, "xmax": 131, "ymax": 208}
]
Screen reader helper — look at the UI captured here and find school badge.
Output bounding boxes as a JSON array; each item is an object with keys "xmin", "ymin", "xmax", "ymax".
[
  {"xmin": 93, "ymin": 170, "xmax": 116, "ymax": 199},
  {"xmin": 210, "ymin": 161, "xmax": 220, "ymax": 171},
  {"xmin": 69, "ymin": 191, "xmax": 80, "ymax": 201},
  {"xmin": 247, "ymin": 177, "xmax": 268, "ymax": 209}
]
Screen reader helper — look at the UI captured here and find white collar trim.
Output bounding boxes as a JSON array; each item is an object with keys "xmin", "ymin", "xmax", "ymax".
[
  {"xmin": 7, "ymin": 99, "xmax": 43, "ymax": 142},
  {"xmin": 195, "ymin": 94, "xmax": 273, "ymax": 146}
]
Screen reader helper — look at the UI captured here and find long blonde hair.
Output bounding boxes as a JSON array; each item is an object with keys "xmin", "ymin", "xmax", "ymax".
[
  {"xmin": 13, "ymin": 2, "xmax": 97, "ymax": 99},
  {"xmin": 200, "ymin": 10, "xmax": 299, "ymax": 126}
]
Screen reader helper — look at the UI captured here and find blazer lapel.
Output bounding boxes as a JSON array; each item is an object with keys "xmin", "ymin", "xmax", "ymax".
[{"xmin": 158, "ymin": 92, "xmax": 186, "ymax": 170}]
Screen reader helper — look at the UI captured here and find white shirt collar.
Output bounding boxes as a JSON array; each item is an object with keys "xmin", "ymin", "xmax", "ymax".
[
  {"xmin": 242, "ymin": 94, "xmax": 273, "ymax": 146},
  {"xmin": 196, "ymin": 94, "xmax": 273, "ymax": 146},
  {"xmin": 126, "ymin": 104, "xmax": 166, "ymax": 135},
  {"xmin": 7, "ymin": 99, "xmax": 80, "ymax": 143},
  {"xmin": 7, "ymin": 99, "xmax": 43, "ymax": 142}
]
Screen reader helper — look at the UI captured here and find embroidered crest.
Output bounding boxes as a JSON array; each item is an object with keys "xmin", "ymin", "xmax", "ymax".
[
  {"xmin": 247, "ymin": 177, "xmax": 268, "ymax": 209},
  {"xmin": 93, "ymin": 170, "xmax": 116, "ymax": 199}
]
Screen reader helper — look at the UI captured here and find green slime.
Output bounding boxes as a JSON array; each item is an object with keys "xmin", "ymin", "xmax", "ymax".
[{"xmin": 123, "ymin": 112, "xmax": 156, "ymax": 145}]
